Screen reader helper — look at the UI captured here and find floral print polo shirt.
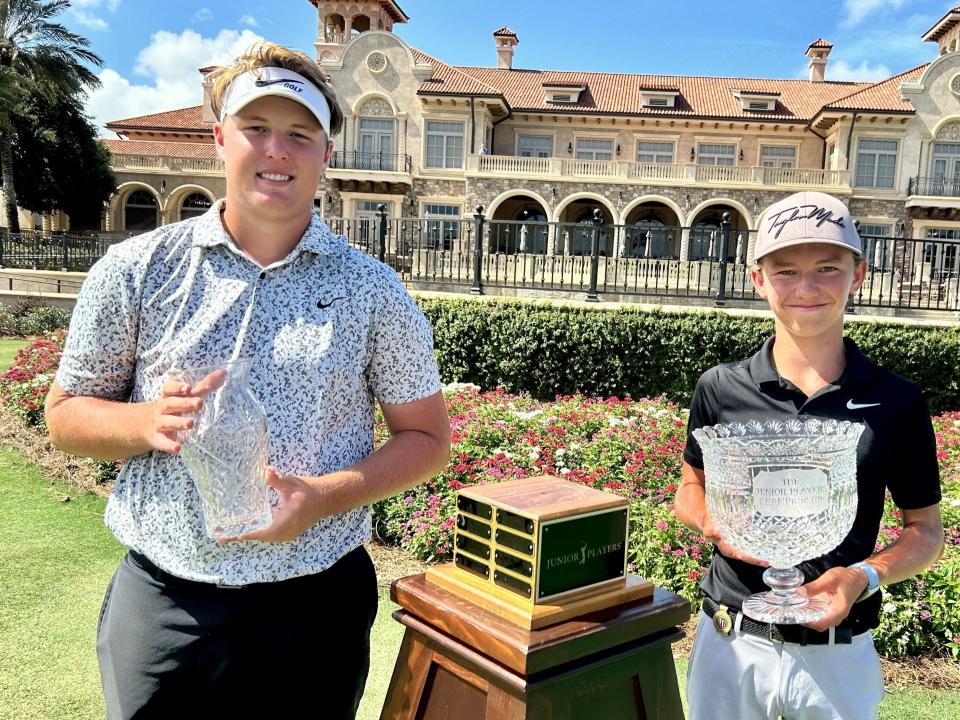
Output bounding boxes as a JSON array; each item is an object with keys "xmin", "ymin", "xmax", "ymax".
[{"xmin": 56, "ymin": 201, "xmax": 441, "ymax": 585}]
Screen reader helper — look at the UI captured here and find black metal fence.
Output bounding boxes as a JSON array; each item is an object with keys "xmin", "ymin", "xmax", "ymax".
[
  {"xmin": 329, "ymin": 151, "xmax": 412, "ymax": 173},
  {"xmin": 0, "ymin": 231, "xmax": 119, "ymax": 272},
  {"xmin": 908, "ymin": 176, "xmax": 960, "ymax": 198},
  {"xmin": 3, "ymin": 212, "xmax": 959, "ymax": 315}
]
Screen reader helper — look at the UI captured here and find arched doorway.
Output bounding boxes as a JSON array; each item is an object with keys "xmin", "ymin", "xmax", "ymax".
[
  {"xmin": 559, "ymin": 200, "xmax": 615, "ymax": 256},
  {"xmin": 623, "ymin": 202, "xmax": 681, "ymax": 258},
  {"xmin": 489, "ymin": 195, "xmax": 549, "ymax": 254},
  {"xmin": 124, "ymin": 189, "xmax": 158, "ymax": 232},
  {"xmin": 180, "ymin": 192, "xmax": 212, "ymax": 221},
  {"xmin": 688, "ymin": 204, "xmax": 747, "ymax": 260}
]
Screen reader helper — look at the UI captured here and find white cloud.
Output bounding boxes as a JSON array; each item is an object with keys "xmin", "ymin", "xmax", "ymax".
[
  {"xmin": 71, "ymin": 10, "xmax": 109, "ymax": 30},
  {"xmin": 825, "ymin": 60, "xmax": 893, "ymax": 82},
  {"xmin": 240, "ymin": 15, "xmax": 259, "ymax": 28},
  {"xmin": 85, "ymin": 28, "xmax": 264, "ymax": 135},
  {"xmin": 193, "ymin": 8, "xmax": 214, "ymax": 23},
  {"xmin": 841, "ymin": 0, "xmax": 908, "ymax": 28},
  {"xmin": 69, "ymin": 0, "xmax": 121, "ymax": 30}
]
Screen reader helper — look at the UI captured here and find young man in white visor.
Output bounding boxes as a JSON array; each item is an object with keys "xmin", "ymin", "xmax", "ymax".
[
  {"xmin": 45, "ymin": 43, "xmax": 451, "ymax": 719},
  {"xmin": 674, "ymin": 191, "xmax": 944, "ymax": 719}
]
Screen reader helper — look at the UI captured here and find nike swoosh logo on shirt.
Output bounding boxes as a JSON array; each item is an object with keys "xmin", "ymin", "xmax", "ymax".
[
  {"xmin": 847, "ymin": 400, "xmax": 881, "ymax": 410},
  {"xmin": 316, "ymin": 297, "xmax": 346, "ymax": 310}
]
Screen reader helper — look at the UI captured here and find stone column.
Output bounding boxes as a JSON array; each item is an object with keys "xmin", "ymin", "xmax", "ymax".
[{"xmin": 679, "ymin": 227, "xmax": 691, "ymax": 260}]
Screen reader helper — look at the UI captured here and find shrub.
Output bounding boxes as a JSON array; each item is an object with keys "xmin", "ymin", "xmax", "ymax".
[
  {"xmin": 0, "ymin": 300, "xmax": 71, "ymax": 337},
  {"xmin": 416, "ymin": 298, "xmax": 960, "ymax": 414},
  {"xmin": 0, "ymin": 330, "xmax": 65, "ymax": 427}
]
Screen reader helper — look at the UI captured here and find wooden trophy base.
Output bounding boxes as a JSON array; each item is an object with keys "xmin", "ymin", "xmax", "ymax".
[
  {"xmin": 426, "ymin": 563, "xmax": 653, "ymax": 630},
  {"xmin": 380, "ymin": 573, "xmax": 689, "ymax": 720}
]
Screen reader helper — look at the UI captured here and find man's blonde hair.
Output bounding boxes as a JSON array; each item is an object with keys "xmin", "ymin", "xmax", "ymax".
[{"xmin": 210, "ymin": 42, "xmax": 344, "ymax": 136}]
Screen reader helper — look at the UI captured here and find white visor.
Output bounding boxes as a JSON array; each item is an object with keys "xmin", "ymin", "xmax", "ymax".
[{"xmin": 220, "ymin": 67, "xmax": 332, "ymax": 137}]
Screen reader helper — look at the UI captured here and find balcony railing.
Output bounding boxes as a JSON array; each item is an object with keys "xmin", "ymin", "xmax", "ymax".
[
  {"xmin": 909, "ymin": 176, "xmax": 960, "ymax": 198},
  {"xmin": 110, "ymin": 153, "xmax": 222, "ymax": 175},
  {"xmin": 466, "ymin": 155, "xmax": 851, "ymax": 190},
  {"xmin": 329, "ymin": 151, "xmax": 412, "ymax": 174}
]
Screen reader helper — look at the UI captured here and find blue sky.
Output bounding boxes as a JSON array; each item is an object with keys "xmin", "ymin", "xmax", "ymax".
[{"xmin": 65, "ymin": 0, "xmax": 953, "ymax": 134}]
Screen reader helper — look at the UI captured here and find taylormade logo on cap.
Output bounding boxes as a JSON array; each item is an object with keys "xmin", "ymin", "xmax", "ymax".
[{"xmin": 754, "ymin": 191, "xmax": 862, "ymax": 262}]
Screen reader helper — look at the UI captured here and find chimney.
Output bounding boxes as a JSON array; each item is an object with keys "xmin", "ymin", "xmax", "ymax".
[
  {"xmin": 199, "ymin": 66, "xmax": 221, "ymax": 124},
  {"xmin": 806, "ymin": 39, "xmax": 833, "ymax": 82},
  {"xmin": 493, "ymin": 27, "xmax": 519, "ymax": 70}
]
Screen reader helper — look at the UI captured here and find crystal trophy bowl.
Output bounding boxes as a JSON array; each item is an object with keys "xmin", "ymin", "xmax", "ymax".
[
  {"xmin": 692, "ymin": 418, "xmax": 863, "ymax": 624},
  {"xmin": 175, "ymin": 358, "xmax": 272, "ymax": 540}
]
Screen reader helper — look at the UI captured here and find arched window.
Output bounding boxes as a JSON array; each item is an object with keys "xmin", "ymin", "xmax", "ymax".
[
  {"xmin": 125, "ymin": 189, "xmax": 158, "ymax": 232},
  {"xmin": 352, "ymin": 14, "xmax": 371, "ymax": 35},
  {"xmin": 180, "ymin": 192, "xmax": 212, "ymax": 221},
  {"xmin": 357, "ymin": 98, "xmax": 396, "ymax": 170}
]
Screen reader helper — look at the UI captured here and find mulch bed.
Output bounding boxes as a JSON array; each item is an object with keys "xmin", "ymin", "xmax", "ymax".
[{"xmin": 1, "ymin": 404, "xmax": 956, "ymax": 689}]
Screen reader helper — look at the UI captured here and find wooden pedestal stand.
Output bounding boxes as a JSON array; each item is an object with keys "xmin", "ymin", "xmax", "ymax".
[{"xmin": 379, "ymin": 573, "xmax": 689, "ymax": 720}]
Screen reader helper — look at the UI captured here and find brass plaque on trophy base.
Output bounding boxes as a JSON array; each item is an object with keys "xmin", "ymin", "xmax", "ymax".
[{"xmin": 426, "ymin": 475, "xmax": 653, "ymax": 629}]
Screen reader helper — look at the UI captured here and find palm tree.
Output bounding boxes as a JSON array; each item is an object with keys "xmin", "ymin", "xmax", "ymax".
[{"xmin": 0, "ymin": 0, "xmax": 102, "ymax": 233}]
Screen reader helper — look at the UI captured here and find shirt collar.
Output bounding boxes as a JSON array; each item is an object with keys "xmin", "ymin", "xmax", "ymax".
[
  {"xmin": 749, "ymin": 335, "xmax": 875, "ymax": 390},
  {"xmin": 192, "ymin": 199, "xmax": 346, "ymax": 259}
]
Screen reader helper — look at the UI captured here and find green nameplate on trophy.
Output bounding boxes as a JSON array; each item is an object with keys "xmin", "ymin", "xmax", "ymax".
[{"xmin": 427, "ymin": 475, "xmax": 653, "ymax": 629}]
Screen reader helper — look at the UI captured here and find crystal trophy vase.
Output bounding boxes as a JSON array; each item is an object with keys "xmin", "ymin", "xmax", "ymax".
[
  {"xmin": 176, "ymin": 358, "xmax": 272, "ymax": 540},
  {"xmin": 692, "ymin": 418, "xmax": 863, "ymax": 624}
]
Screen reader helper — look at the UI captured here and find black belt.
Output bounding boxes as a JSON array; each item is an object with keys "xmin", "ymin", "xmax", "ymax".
[
  {"xmin": 127, "ymin": 550, "xmax": 246, "ymax": 590},
  {"xmin": 702, "ymin": 595, "xmax": 860, "ymax": 645}
]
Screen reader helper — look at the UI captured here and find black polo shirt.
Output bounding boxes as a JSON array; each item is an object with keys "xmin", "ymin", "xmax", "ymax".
[{"xmin": 684, "ymin": 336, "xmax": 941, "ymax": 630}]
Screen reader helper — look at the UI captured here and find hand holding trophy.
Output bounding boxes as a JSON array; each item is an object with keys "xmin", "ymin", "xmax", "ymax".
[{"xmin": 693, "ymin": 417, "xmax": 863, "ymax": 624}]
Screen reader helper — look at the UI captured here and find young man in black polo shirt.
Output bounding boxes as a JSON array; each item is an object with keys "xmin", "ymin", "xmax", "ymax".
[{"xmin": 675, "ymin": 190, "xmax": 944, "ymax": 720}]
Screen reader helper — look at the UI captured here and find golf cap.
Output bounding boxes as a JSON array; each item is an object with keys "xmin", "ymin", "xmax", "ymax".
[
  {"xmin": 219, "ymin": 67, "xmax": 331, "ymax": 137},
  {"xmin": 754, "ymin": 191, "xmax": 862, "ymax": 262}
]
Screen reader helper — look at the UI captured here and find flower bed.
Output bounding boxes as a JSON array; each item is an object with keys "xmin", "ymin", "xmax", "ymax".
[{"xmin": 3, "ymin": 333, "xmax": 959, "ymax": 659}]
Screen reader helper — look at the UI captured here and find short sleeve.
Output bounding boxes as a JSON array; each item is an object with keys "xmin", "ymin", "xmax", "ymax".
[
  {"xmin": 55, "ymin": 246, "xmax": 142, "ymax": 400},
  {"xmin": 886, "ymin": 388, "xmax": 942, "ymax": 510},
  {"xmin": 366, "ymin": 274, "xmax": 441, "ymax": 405},
  {"xmin": 684, "ymin": 366, "xmax": 722, "ymax": 469}
]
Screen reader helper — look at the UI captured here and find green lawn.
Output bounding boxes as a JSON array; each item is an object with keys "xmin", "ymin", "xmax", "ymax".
[
  {"xmin": 0, "ymin": 444, "xmax": 957, "ymax": 719},
  {"xmin": 0, "ymin": 338, "xmax": 28, "ymax": 372}
]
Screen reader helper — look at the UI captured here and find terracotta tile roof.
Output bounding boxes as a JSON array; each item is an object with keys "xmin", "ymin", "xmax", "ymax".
[
  {"xmin": 442, "ymin": 65, "xmax": 871, "ymax": 120},
  {"xmin": 808, "ymin": 38, "xmax": 833, "ymax": 49},
  {"xmin": 102, "ymin": 139, "xmax": 218, "ymax": 159},
  {"xmin": 922, "ymin": 6, "xmax": 960, "ymax": 41},
  {"xmin": 493, "ymin": 26, "xmax": 518, "ymax": 37},
  {"xmin": 106, "ymin": 105, "xmax": 211, "ymax": 133},
  {"xmin": 411, "ymin": 48, "xmax": 505, "ymax": 97},
  {"xmin": 822, "ymin": 64, "xmax": 927, "ymax": 112}
]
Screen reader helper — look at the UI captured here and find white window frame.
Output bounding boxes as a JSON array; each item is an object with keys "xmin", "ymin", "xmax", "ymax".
[
  {"xmin": 515, "ymin": 133, "xmax": 554, "ymax": 158},
  {"xmin": 759, "ymin": 144, "xmax": 798, "ymax": 169},
  {"xmin": 635, "ymin": 139, "xmax": 675, "ymax": 164},
  {"xmin": 697, "ymin": 142, "xmax": 737, "ymax": 166},
  {"xmin": 639, "ymin": 90, "xmax": 679, "ymax": 108},
  {"xmin": 421, "ymin": 202, "xmax": 464, "ymax": 251},
  {"xmin": 853, "ymin": 136, "xmax": 899, "ymax": 189},
  {"xmin": 573, "ymin": 134, "xmax": 615, "ymax": 161},
  {"xmin": 423, "ymin": 118, "xmax": 466, "ymax": 170}
]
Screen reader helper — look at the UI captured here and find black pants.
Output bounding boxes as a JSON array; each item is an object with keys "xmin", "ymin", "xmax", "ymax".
[{"xmin": 97, "ymin": 546, "xmax": 378, "ymax": 719}]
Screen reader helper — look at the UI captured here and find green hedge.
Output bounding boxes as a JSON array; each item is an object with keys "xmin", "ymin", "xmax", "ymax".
[{"xmin": 417, "ymin": 298, "xmax": 960, "ymax": 413}]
